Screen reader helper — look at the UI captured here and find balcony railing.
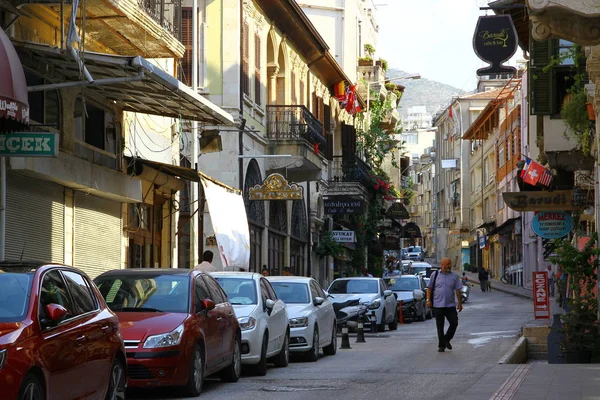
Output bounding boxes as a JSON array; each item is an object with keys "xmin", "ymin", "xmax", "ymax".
[
  {"xmin": 138, "ymin": 0, "xmax": 182, "ymax": 39},
  {"xmin": 330, "ymin": 155, "xmax": 373, "ymax": 188},
  {"xmin": 266, "ymin": 105, "xmax": 327, "ymax": 153}
]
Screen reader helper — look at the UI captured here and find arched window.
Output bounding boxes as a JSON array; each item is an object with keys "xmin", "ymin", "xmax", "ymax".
[
  {"xmin": 290, "ymin": 199, "xmax": 307, "ymax": 276},
  {"xmin": 244, "ymin": 159, "xmax": 265, "ymax": 272},
  {"xmin": 268, "ymin": 199, "xmax": 287, "ymax": 275}
]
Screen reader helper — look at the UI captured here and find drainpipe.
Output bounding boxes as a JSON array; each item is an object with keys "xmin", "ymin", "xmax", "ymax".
[
  {"xmin": 306, "ymin": 181, "xmax": 311, "ymax": 277},
  {"xmin": 66, "ymin": 0, "xmax": 93, "ymax": 83},
  {"xmin": 190, "ymin": 0, "xmax": 199, "ymax": 267},
  {"xmin": 238, "ymin": 0, "xmax": 244, "ymax": 191}
]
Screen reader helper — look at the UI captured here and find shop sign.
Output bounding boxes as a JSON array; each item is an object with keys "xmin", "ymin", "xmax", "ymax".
[
  {"xmin": 533, "ymin": 271, "xmax": 550, "ymax": 319},
  {"xmin": 331, "ymin": 230, "xmax": 355, "ymax": 243},
  {"xmin": 502, "ymin": 190, "xmax": 580, "ymax": 212},
  {"xmin": 386, "ymin": 202, "xmax": 410, "ymax": 219},
  {"xmin": 478, "ymin": 233, "xmax": 487, "ymax": 249},
  {"xmin": 249, "ymin": 173, "xmax": 303, "ymax": 200},
  {"xmin": 473, "ymin": 15, "xmax": 518, "ymax": 76},
  {"xmin": 0, "ymin": 132, "xmax": 59, "ymax": 157},
  {"xmin": 324, "ymin": 196, "xmax": 363, "ymax": 215},
  {"xmin": 531, "ymin": 211, "xmax": 572, "ymax": 239}
]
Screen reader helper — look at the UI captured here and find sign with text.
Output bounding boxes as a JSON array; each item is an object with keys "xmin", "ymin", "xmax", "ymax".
[
  {"xmin": 324, "ymin": 196, "xmax": 363, "ymax": 215},
  {"xmin": 0, "ymin": 132, "xmax": 59, "ymax": 157},
  {"xmin": 332, "ymin": 230, "xmax": 355, "ymax": 243},
  {"xmin": 472, "ymin": 15, "xmax": 518, "ymax": 76},
  {"xmin": 502, "ymin": 190, "xmax": 581, "ymax": 212},
  {"xmin": 386, "ymin": 202, "xmax": 410, "ymax": 220},
  {"xmin": 533, "ymin": 271, "xmax": 550, "ymax": 319},
  {"xmin": 531, "ymin": 211, "xmax": 572, "ymax": 239},
  {"xmin": 441, "ymin": 159, "xmax": 457, "ymax": 169}
]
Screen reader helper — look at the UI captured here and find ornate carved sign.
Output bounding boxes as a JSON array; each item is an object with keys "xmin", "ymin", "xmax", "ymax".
[
  {"xmin": 472, "ymin": 15, "xmax": 518, "ymax": 76},
  {"xmin": 502, "ymin": 190, "xmax": 581, "ymax": 212},
  {"xmin": 249, "ymin": 173, "xmax": 303, "ymax": 201}
]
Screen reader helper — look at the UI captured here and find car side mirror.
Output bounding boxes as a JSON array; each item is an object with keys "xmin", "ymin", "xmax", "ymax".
[
  {"xmin": 46, "ymin": 303, "xmax": 68, "ymax": 322},
  {"xmin": 265, "ymin": 299, "xmax": 275, "ymax": 310},
  {"xmin": 201, "ymin": 299, "xmax": 216, "ymax": 312},
  {"xmin": 313, "ymin": 296, "xmax": 325, "ymax": 306},
  {"xmin": 383, "ymin": 289, "xmax": 393, "ymax": 297},
  {"xmin": 413, "ymin": 289, "xmax": 424, "ymax": 300}
]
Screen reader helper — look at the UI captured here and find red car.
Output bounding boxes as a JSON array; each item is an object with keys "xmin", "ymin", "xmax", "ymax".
[
  {"xmin": 0, "ymin": 261, "xmax": 126, "ymax": 400},
  {"xmin": 94, "ymin": 268, "xmax": 241, "ymax": 397}
]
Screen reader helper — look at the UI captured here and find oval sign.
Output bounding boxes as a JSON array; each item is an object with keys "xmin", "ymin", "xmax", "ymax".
[{"xmin": 531, "ymin": 211, "xmax": 572, "ymax": 239}]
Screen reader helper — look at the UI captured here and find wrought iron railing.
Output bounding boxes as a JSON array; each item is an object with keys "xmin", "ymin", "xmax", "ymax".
[
  {"xmin": 330, "ymin": 155, "xmax": 373, "ymax": 188},
  {"xmin": 138, "ymin": 0, "xmax": 182, "ymax": 39},
  {"xmin": 266, "ymin": 105, "xmax": 327, "ymax": 154}
]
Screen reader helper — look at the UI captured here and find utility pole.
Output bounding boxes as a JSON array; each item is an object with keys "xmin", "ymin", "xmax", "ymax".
[{"xmin": 190, "ymin": 0, "xmax": 199, "ymax": 268}]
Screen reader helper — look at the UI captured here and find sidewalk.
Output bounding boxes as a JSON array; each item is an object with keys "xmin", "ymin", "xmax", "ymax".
[{"xmin": 454, "ymin": 271, "xmax": 599, "ymax": 400}]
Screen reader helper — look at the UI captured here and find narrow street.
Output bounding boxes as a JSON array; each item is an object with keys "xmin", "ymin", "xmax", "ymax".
[{"xmin": 130, "ymin": 288, "xmax": 535, "ymax": 400}]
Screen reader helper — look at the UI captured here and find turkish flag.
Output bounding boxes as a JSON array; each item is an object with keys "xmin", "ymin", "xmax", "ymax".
[{"xmin": 523, "ymin": 160, "xmax": 545, "ymax": 186}]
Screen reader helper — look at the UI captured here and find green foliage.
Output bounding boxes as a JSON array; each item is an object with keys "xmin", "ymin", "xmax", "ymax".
[
  {"xmin": 315, "ymin": 232, "xmax": 344, "ymax": 257},
  {"xmin": 364, "ymin": 44, "xmax": 375, "ymax": 57},
  {"xmin": 549, "ymin": 234, "xmax": 599, "ymax": 353},
  {"xmin": 378, "ymin": 58, "xmax": 388, "ymax": 71}
]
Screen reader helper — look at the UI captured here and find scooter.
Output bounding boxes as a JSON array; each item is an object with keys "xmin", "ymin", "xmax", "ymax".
[
  {"xmin": 460, "ymin": 283, "xmax": 471, "ymax": 303},
  {"xmin": 332, "ymin": 298, "xmax": 369, "ymax": 331}
]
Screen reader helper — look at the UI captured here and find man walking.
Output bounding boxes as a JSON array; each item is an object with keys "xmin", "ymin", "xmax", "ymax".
[
  {"xmin": 426, "ymin": 258, "xmax": 463, "ymax": 352},
  {"xmin": 194, "ymin": 250, "xmax": 218, "ymax": 272}
]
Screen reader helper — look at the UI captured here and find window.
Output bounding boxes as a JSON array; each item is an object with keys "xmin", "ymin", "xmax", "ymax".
[
  {"xmin": 254, "ymin": 33, "xmax": 261, "ymax": 105},
  {"xmin": 299, "ymin": 80, "xmax": 305, "ymax": 105},
  {"xmin": 506, "ymin": 137, "xmax": 512, "ymax": 162},
  {"xmin": 39, "ymin": 270, "xmax": 76, "ymax": 321},
  {"xmin": 249, "ymin": 225, "xmax": 262, "ymax": 273},
  {"xmin": 242, "ymin": 21, "xmax": 250, "ymax": 96},
  {"xmin": 62, "ymin": 271, "xmax": 97, "ymax": 314},
  {"xmin": 558, "ymin": 40, "xmax": 575, "ymax": 65},
  {"xmin": 25, "ymin": 72, "xmax": 60, "ymax": 131},
  {"xmin": 195, "ymin": 277, "xmax": 212, "ymax": 305},
  {"xmin": 202, "ymin": 275, "xmax": 227, "ymax": 304},
  {"xmin": 268, "ymin": 232, "xmax": 284, "ymax": 275},
  {"xmin": 498, "ymin": 143, "xmax": 505, "ymax": 168},
  {"xmin": 180, "ymin": 8, "xmax": 192, "ymax": 86},
  {"xmin": 291, "ymin": 71, "xmax": 296, "ymax": 104}
]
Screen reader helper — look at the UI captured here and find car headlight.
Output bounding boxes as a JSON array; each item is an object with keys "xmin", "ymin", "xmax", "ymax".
[
  {"xmin": 367, "ymin": 299, "xmax": 381, "ymax": 309},
  {"xmin": 289, "ymin": 317, "xmax": 309, "ymax": 328},
  {"xmin": 143, "ymin": 324, "xmax": 184, "ymax": 349},
  {"xmin": 238, "ymin": 316, "xmax": 257, "ymax": 331},
  {"xmin": 0, "ymin": 349, "xmax": 5, "ymax": 370}
]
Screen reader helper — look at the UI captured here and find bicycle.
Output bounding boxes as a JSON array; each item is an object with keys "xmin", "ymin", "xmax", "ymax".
[{"xmin": 500, "ymin": 272, "xmax": 510, "ymax": 284}]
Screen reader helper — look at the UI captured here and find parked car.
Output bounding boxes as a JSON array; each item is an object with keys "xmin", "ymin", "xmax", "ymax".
[
  {"xmin": 326, "ymin": 277, "xmax": 398, "ymax": 332},
  {"xmin": 406, "ymin": 246, "xmax": 425, "ymax": 261},
  {"xmin": 409, "ymin": 261, "xmax": 433, "ymax": 276},
  {"xmin": 384, "ymin": 275, "xmax": 431, "ymax": 322},
  {"xmin": 211, "ymin": 272, "xmax": 289, "ymax": 375},
  {"xmin": 267, "ymin": 276, "xmax": 337, "ymax": 361},
  {"xmin": 0, "ymin": 261, "xmax": 126, "ymax": 400},
  {"xmin": 94, "ymin": 268, "xmax": 241, "ymax": 397}
]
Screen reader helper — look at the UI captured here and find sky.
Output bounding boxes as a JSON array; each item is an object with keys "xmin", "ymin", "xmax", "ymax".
[{"xmin": 376, "ymin": 0, "xmax": 521, "ymax": 91}]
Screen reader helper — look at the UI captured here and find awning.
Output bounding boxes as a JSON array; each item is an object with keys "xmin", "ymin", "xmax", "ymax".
[
  {"xmin": 476, "ymin": 220, "xmax": 496, "ymax": 231},
  {"xmin": 487, "ymin": 217, "xmax": 521, "ymax": 236},
  {"xmin": 14, "ymin": 41, "xmax": 234, "ymax": 125},
  {"xmin": 0, "ymin": 30, "xmax": 29, "ymax": 132}
]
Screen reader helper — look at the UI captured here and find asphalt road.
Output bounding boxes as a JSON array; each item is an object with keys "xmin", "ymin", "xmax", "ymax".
[{"xmin": 130, "ymin": 286, "xmax": 536, "ymax": 400}]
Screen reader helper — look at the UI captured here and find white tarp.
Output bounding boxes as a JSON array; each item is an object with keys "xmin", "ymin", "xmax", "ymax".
[{"xmin": 201, "ymin": 178, "xmax": 250, "ymax": 269}]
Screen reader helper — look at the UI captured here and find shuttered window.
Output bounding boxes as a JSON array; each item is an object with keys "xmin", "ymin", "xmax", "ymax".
[
  {"xmin": 180, "ymin": 8, "xmax": 193, "ymax": 86},
  {"xmin": 242, "ymin": 21, "xmax": 250, "ymax": 96},
  {"xmin": 291, "ymin": 71, "xmax": 296, "ymax": 104},
  {"xmin": 324, "ymin": 104, "xmax": 333, "ymax": 160},
  {"xmin": 299, "ymin": 80, "xmax": 304, "ymax": 105},
  {"xmin": 528, "ymin": 39, "xmax": 553, "ymax": 116},
  {"xmin": 254, "ymin": 33, "xmax": 261, "ymax": 105}
]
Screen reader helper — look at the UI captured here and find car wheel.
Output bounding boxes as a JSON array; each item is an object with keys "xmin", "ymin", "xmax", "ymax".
[
  {"xmin": 322, "ymin": 323, "xmax": 337, "ymax": 356},
  {"xmin": 272, "ymin": 331, "xmax": 290, "ymax": 367},
  {"xmin": 252, "ymin": 334, "xmax": 268, "ymax": 376},
  {"xmin": 220, "ymin": 335, "xmax": 241, "ymax": 382},
  {"xmin": 306, "ymin": 327, "xmax": 319, "ymax": 362},
  {"xmin": 18, "ymin": 374, "xmax": 44, "ymax": 400},
  {"xmin": 388, "ymin": 308, "xmax": 399, "ymax": 331},
  {"xmin": 105, "ymin": 358, "xmax": 126, "ymax": 400},
  {"xmin": 184, "ymin": 344, "xmax": 204, "ymax": 397},
  {"xmin": 377, "ymin": 309, "xmax": 386, "ymax": 332}
]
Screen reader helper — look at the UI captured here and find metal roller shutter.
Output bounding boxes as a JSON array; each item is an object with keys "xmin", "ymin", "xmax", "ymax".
[
  {"xmin": 74, "ymin": 192, "xmax": 122, "ymax": 278},
  {"xmin": 6, "ymin": 172, "xmax": 65, "ymax": 263}
]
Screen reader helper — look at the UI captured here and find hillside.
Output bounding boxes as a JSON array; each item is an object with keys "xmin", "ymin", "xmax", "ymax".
[{"xmin": 387, "ymin": 68, "xmax": 466, "ymax": 118}]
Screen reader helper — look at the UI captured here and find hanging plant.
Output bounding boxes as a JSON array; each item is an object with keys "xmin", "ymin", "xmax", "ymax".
[{"xmin": 315, "ymin": 231, "xmax": 344, "ymax": 257}]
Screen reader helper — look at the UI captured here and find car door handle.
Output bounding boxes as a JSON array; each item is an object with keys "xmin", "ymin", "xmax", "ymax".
[
  {"xmin": 101, "ymin": 326, "xmax": 110, "ymax": 334},
  {"xmin": 75, "ymin": 335, "xmax": 86, "ymax": 345},
  {"xmin": 217, "ymin": 317, "xmax": 223, "ymax": 321}
]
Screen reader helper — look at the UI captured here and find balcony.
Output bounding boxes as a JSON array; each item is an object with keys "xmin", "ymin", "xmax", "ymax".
[
  {"xmin": 356, "ymin": 64, "xmax": 386, "ymax": 101},
  {"xmin": 326, "ymin": 155, "xmax": 372, "ymax": 198},
  {"xmin": 266, "ymin": 105, "xmax": 327, "ymax": 182},
  {"xmin": 39, "ymin": 0, "xmax": 185, "ymax": 58}
]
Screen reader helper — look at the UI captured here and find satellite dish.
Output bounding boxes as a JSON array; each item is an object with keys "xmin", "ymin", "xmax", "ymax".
[{"xmin": 412, "ymin": 124, "xmax": 419, "ymax": 130}]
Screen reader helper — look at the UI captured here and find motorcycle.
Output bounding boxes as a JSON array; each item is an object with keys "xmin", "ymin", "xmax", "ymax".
[
  {"xmin": 460, "ymin": 283, "xmax": 471, "ymax": 303},
  {"xmin": 332, "ymin": 298, "xmax": 369, "ymax": 331}
]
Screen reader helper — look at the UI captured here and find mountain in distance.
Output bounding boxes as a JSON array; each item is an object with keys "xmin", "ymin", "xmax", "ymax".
[{"xmin": 387, "ymin": 68, "xmax": 467, "ymax": 118}]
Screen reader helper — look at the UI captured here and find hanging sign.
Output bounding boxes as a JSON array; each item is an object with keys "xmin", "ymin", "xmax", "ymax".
[
  {"xmin": 531, "ymin": 211, "xmax": 572, "ymax": 239},
  {"xmin": 249, "ymin": 173, "xmax": 303, "ymax": 200},
  {"xmin": 0, "ymin": 132, "xmax": 59, "ymax": 157},
  {"xmin": 472, "ymin": 15, "xmax": 518, "ymax": 76},
  {"xmin": 533, "ymin": 271, "xmax": 550, "ymax": 319},
  {"xmin": 386, "ymin": 202, "xmax": 410, "ymax": 219},
  {"xmin": 502, "ymin": 190, "xmax": 580, "ymax": 212},
  {"xmin": 331, "ymin": 230, "xmax": 355, "ymax": 243},
  {"xmin": 324, "ymin": 196, "xmax": 363, "ymax": 215},
  {"xmin": 478, "ymin": 233, "xmax": 487, "ymax": 249}
]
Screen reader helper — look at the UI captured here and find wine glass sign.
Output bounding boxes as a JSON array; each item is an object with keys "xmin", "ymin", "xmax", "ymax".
[{"xmin": 473, "ymin": 15, "xmax": 518, "ymax": 76}]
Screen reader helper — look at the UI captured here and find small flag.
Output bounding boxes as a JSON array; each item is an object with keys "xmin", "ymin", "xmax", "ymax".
[
  {"xmin": 334, "ymin": 81, "xmax": 347, "ymax": 102},
  {"xmin": 448, "ymin": 105, "xmax": 453, "ymax": 118},
  {"xmin": 538, "ymin": 168, "xmax": 553, "ymax": 187},
  {"xmin": 522, "ymin": 157, "xmax": 546, "ymax": 186},
  {"xmin": 520, "ymin": 157, "xmax": 532, "ymax": 179},
  {"xmin": 313, "ymin": 143, "xmax": 320, "ymax": 155}
]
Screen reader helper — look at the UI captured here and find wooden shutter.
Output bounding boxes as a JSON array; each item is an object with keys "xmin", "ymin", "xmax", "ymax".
[
  {"xmin": 291, "ymin": 71, "xmax": 296, "ymax": 104},
  {"xmin": 299, "ymin": 80, "xmax": 304, "ymax": 105},
  {"xmin": 324, "ymin": 104, "xmax": 333, "ymax": 160},
  {"xmin": 254, "ymin": 33, "xmax": 261, "ymax": 105},
  {"xmin": 180, "ymin": 8, "xmax": 193, "ymax": 86},
  {"xmin": 529, "ymin": 38, "xmax": 554, "ymax": 115},
  {"xmin": 242, "ymin": 21, "xmax": 250, "ymax": 95},
  {"xmin": 312, "ymin": 92, "xmax": 318, "ymax": 118}
]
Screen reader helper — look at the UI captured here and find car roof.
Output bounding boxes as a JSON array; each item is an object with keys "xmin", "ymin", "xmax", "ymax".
[
  {"xmin": 385, "ymin": 275, "xmax": 418, "ymax": 280},
  {"xmin": 96, "ymin": 268, "xmax": 195, "ymax": 277},
  {"xmin": 266, "ymin": 276, "xmax": 312, "ymax": 283},
  {"xmin": 411, "ymin": 262, "xmax": 431, "ymax": 267},
  {"xmin": 210, "ymin": 271, "xmax": 261, "ymax": 279},
  {"xmin": 333, "ymin": 277, "xmax": 380, "ymax": 281},
  {"xmin": 0, "ymin": 260, "xmax": 62, "ymax": 269}
]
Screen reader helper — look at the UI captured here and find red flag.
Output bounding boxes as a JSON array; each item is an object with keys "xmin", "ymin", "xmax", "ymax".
[
  {"xmin": 448, "ymin": 106, "xmax": 453, "ymax": 118},
  {"xmin": 523, "ymin": 160, "xmax": 545, "ymax": 186},
  {"xmin": 313, "ymin": 143, "xmax": 319, "ymax": 155}
]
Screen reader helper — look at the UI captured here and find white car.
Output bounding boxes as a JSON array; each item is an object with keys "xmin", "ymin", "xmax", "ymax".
[
  {"xmin": 267, "ymin": 276, "xmax": 337, "ymax": 361},
  {"xmin": 211, "ymin": 272, "xmax": 290, "ymax": 375},
  {"xmin": 327, "ymin": 277, "xmax": 398, "ymax": 332}
]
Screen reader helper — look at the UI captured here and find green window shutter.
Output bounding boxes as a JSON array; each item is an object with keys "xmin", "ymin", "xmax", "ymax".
[{"xmin": 529, "ymin": 39, "xmax": 555, "ymax": 115}]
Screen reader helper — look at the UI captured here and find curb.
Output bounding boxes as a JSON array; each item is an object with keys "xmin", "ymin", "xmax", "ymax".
[
  {"xmin": 467, "ymin": 278, "xmax": 532, "ymax": 301},
  {"xmin": 498, "ymin": 336, "xmax": 527, "ymax": 364}
]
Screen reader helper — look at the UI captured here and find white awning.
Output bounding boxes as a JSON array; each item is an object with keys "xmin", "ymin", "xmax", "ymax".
[{"xmin": 15, "ymin": 41, "xmax": 234, "ymax": 125}]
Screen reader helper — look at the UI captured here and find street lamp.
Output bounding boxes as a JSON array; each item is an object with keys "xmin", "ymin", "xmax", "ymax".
[{"xmin": 364, "ymin": 73, "xmax": 421, "ymax": 127}]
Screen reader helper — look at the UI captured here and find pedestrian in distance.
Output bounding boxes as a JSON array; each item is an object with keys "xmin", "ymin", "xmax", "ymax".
[
  {"xmin": 261, "ymin": 268, "xmax": 270, "ymax": 277},
  {"xmin": 361, "ymin": 267, "xmax": 373, "ymax": 277},
  {"xmin": 426, "ymin": 257, "xmax": 463, "ymax": 352},
  {"xmin": 461, "ymin": 272, "xmax": 468, "ymax": 285},
  {"xmin": 282, "ymin": 267, "xmax": 293, "ymax": 276},
  {"xmin": 194, "ymin": 250, "xmax": 218, "ymax": 272},
  {"xmin": 547, "ymin": 264, "xmax": 555, "ymax": 297},
  {"xmin": 478, "ymin": 267, "xmax": 488, "ymax": 292}
]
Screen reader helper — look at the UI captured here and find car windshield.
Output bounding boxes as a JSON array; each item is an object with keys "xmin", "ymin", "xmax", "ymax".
[
  {"xmin": 214, "ymin": 278, "xmax": 257, "ymax": 305},
  {"xmin": 407, "ymin": 246, "xmax": 422, "ymax": 253},
  {"xmin": 0, "ymin": 271, "xmax": 32, "ymax": 322},
  {"xmin": 270, "ymin": 282, "xmax": 310, "ymax": 304},
  {"xmin": 94, "ymin": 274, "xmax": 190, "ymax": 313},
  {"xmin": 387, "ymin": 278, "xmax": 420, "ymax": 291},
  {"xmin": 328, "ymin": 279, "xmax": 378, "ymax": 294},
  {"xmin": 410, "ymin": 264, "xmax": 429, "ymax": 274}
]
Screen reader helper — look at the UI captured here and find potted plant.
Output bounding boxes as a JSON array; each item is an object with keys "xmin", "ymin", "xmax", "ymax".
[
  {"xmin": 360, "ymin": 44, "xmax": 376, "ymax": 66},
  {"xmin": 549, "ymin": 233, "xmax": 600, "ymax": 363},
  {"xmin": 316, "ymin": 231, "xmax": 344, "ymax": 257},
  {"xmin": 376, "ymin": 58, "xmax": 388, "ymax": 71}
]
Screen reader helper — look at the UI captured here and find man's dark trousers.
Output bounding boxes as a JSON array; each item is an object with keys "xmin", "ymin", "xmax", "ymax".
[{"xmin": 434, "ymin": 307, "xmax": 458, "ymax": 348}]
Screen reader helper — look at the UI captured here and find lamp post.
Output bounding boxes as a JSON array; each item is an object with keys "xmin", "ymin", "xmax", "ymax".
[{"xmin": 364, "ymin": 73, "xmax": 421, "ymax": 128}]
